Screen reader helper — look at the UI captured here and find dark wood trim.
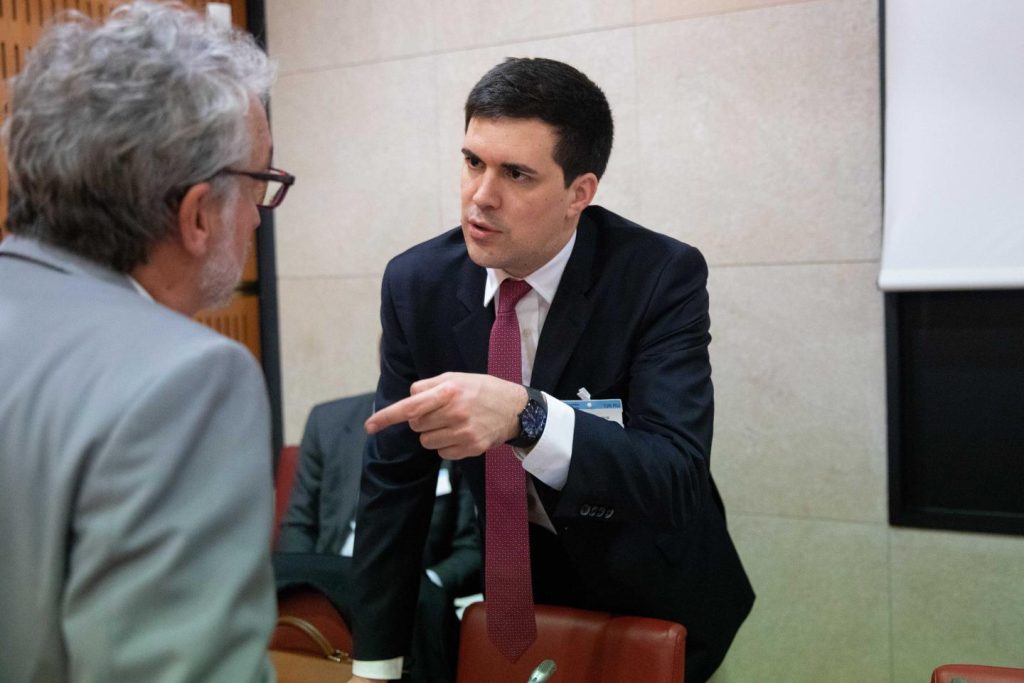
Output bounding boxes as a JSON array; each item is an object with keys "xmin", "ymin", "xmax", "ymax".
[
  {"xmin": 246, "ymin": 0, "xmax": 267, "ymax": 49},
  {"xmin": 884, "ymin": 293, "xmax": 903, "ymax": 526},
  {"xmin": 256, "ymin": 206, "xmax": 283, "ymax": 462},
  {"xmin": 247, "ymin": 0, "xmax": 284, "ymax": 461}
]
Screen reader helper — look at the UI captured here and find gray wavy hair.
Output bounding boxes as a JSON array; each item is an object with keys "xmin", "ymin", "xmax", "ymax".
[{"xmin": 2, "ymin": 1, "xmax": 276, "ymax": 273}]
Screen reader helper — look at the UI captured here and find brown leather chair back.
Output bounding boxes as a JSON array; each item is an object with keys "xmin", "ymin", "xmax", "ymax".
[
  {"xmin": 932, "ymin": 664, "xmax": 1024, "ymax": 683},
  {"xmin": 273, "ymin": 445, "xmax": 300, "ymax": 548},
  {"xmin": 457, "ymin": 602, "xmax": 686, "ymax": 682}
]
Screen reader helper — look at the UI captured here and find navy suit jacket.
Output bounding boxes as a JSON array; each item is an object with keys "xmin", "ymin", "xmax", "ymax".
[{"xmin": 353, "ymin": 206, "xmax": 754, "ymax": 682}]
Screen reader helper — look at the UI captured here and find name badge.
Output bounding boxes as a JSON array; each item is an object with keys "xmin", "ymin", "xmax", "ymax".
[{"xmin": 564, "ymin": 398, "xmax": 623, "ymax": 426}]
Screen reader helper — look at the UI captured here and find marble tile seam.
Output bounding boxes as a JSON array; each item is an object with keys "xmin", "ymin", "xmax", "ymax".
[
  {"xmin": 276, "ymin": 273, "xmax": 382, "ymax": 282},
  {"xmin": 272, "ymin": 259, "xmax": 880, "ymax": 280},
  {"xmin": 711, "ymin": 257, "xmax": 880, "ymax": 269},
  {"xmin": 728, "ymin": 510, "xmax": 892, "ymax": 529},
  {"xmin": 271, "ymin": 0, "xmax": 839, "ymax": 78},
  {"xmin": 635, "ymin": 0, "xmax": 831, "ymax": 27},
  {"xmin": 273, "ymin": 23, "xmax": 636, "ymax": 78}
]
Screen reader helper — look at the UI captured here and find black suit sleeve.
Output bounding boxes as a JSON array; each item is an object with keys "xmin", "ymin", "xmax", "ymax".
[
  {"xmin": 275, "ymin": 409, "xmax": 324, "ymax": 553},
  {"xmin": 352, "ymin": 265, "xmax": 442, "ymax": 661},
  {"xmin": 427, "ymin": 473, "xmax": 481, "ymax": 598}
]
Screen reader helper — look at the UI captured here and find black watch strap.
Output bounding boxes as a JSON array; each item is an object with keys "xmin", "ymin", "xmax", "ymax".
[{"xmin": 507, "ymin": 386, "xmax": 547, "ymax": 449}]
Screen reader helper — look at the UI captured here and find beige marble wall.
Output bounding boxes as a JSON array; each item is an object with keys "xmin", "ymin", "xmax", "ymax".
[{"xmin": 265, "ymin": 1, "xmax": 1024, "ymax": 680}]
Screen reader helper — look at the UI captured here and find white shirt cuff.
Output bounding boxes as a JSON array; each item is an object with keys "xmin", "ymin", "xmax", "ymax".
[
  {"xmin": 519, "ymin": 392, "xmax": 574, "ymax": 490},
  {"xmin": 352, "ymin": 656, "xmax": 403, "ymax": 680}
]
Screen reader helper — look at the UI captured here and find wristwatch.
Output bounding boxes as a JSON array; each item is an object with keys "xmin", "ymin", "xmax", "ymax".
[{"xmin": 506, "ymin": 386, "xmax": 547, "ymax": 449}]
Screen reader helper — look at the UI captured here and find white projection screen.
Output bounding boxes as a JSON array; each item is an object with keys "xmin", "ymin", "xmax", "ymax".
[{"xmin": 879, "ymin": 0, "xmax": 1024, "ymax": 291}]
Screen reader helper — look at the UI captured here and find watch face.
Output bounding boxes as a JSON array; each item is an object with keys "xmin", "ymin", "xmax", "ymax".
[{"xmin": 520, "ymin": 398, "xmax": 547, "ymax": 440}]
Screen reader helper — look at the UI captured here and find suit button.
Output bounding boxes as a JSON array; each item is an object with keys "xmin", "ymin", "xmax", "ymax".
[
  {"xmin": 604, "ymin": 508, "xmax": 615, "ymax": 519},
  {"xmin": 580, "ymin": 504, "xmax": 591, "ymax": 516}
]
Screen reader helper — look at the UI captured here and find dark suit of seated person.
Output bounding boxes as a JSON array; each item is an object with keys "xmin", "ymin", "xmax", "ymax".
[{"xmin": 275, "ymin": 392, "xmax": 481, "ymax": 683}]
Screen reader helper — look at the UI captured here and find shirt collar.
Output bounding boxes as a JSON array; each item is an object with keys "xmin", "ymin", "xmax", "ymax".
[
  {"xmin": 483, "ymin": 229, "xmax": 577, "ymax": 308},
  {"xmin": 127, "ymin": 275, "xmax": 155, "ymax": 301}
]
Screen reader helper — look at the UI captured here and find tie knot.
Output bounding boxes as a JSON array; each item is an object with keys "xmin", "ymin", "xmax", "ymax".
[{"xmin": 498, "ymin": 278, "xmax": 532, "ymax": 313}]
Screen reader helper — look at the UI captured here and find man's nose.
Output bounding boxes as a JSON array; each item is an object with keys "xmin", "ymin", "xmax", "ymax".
[{"xmin": 471, "ymin": 172, "xmax": 500, "ymax": 209}]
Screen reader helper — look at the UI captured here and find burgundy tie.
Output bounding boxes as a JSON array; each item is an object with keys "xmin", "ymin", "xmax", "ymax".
[{"xmin": 485, "ymin": 277, "xmax": 537, "ymax": 661}]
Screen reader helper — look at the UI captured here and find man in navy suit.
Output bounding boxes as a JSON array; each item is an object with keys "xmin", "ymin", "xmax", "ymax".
[{"xmin": 349, "ymin": 58, "xmax": 754, "ymax": 683}]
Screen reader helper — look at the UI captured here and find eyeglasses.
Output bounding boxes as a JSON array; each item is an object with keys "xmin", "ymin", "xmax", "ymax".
[{"xmin": 219, "ymin": 166, "xmax": 296, "ymax": 209}]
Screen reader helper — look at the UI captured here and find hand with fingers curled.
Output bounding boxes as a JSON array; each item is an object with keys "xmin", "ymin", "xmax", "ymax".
[{"xmin": 364, "ymin": 372, "xmax": 528, "ymax": 460}]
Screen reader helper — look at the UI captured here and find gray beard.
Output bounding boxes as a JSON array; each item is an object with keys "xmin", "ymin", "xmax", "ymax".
[{"xmin": 198, "ymin": 232, "xmax": 244, "ymax": 310}]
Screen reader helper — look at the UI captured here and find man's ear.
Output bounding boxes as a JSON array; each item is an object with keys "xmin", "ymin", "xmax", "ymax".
[
  {"xmin": 566, "ymin": 172, "xmax": 598, "ymax": 219},
  {"xmin": 176, "ymin": 182, "xmax": 214, "ymax": 257}
]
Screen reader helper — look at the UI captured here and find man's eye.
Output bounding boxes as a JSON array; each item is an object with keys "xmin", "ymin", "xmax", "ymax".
[
  {"xmin": 506, "ymin": 168, "xmax": 525, "ymax": 181},
  {"xmin": 465, "ymin": 156, "xmax": 481, "ymax": 168}
]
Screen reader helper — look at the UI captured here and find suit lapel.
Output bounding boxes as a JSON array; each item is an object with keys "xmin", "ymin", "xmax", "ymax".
[
  {"xmin": 453, "ymin": 262, "xmax": 491, "ymax": 375},
  {"xmin": 334, "ymin": 395, "xmax": 375, "ymax": 542},
  {"xmin": 531, "ymin": 213, "xmax": 598, "ymax": 394},
  {"xmin": 337, "ymin": 422, "xmax": 363, "ymax": 531},
  {"xmin": 449, "ymin": 213, "xmax": 599, "ymax": 388}
]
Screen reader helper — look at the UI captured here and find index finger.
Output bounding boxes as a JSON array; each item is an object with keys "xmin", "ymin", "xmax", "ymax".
[{"xmin": 364, "ymin": 384, "xmax": 452, "ymax": 434}]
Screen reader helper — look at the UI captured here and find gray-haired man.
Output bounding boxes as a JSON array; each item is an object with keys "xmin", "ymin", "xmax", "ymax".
[{"xmin": 0, "ymin": 3, "xmax": 293, "ymax": 680}]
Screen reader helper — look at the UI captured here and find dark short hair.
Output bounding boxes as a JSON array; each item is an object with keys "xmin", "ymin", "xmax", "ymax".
[{"xmin": 464, "ymin": 57, "xmax": 613, "ymax": 186}]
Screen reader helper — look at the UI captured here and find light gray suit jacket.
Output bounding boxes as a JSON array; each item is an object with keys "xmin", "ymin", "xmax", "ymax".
[{"xmin": 0, "ymin": 235, "xmax": 276, "ymax": 682}]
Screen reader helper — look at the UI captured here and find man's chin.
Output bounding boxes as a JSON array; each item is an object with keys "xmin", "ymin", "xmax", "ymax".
[
  {"xmin": 197, "ymin": 265, "xmax": 243, "ymax": 313},
  {"xmin": 464, "ymin": 241, "xmax": 498, "ymax": 270},
  {"xmin": 202, "ymin": 289, "xmax": 236, "ymax": 313}
]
